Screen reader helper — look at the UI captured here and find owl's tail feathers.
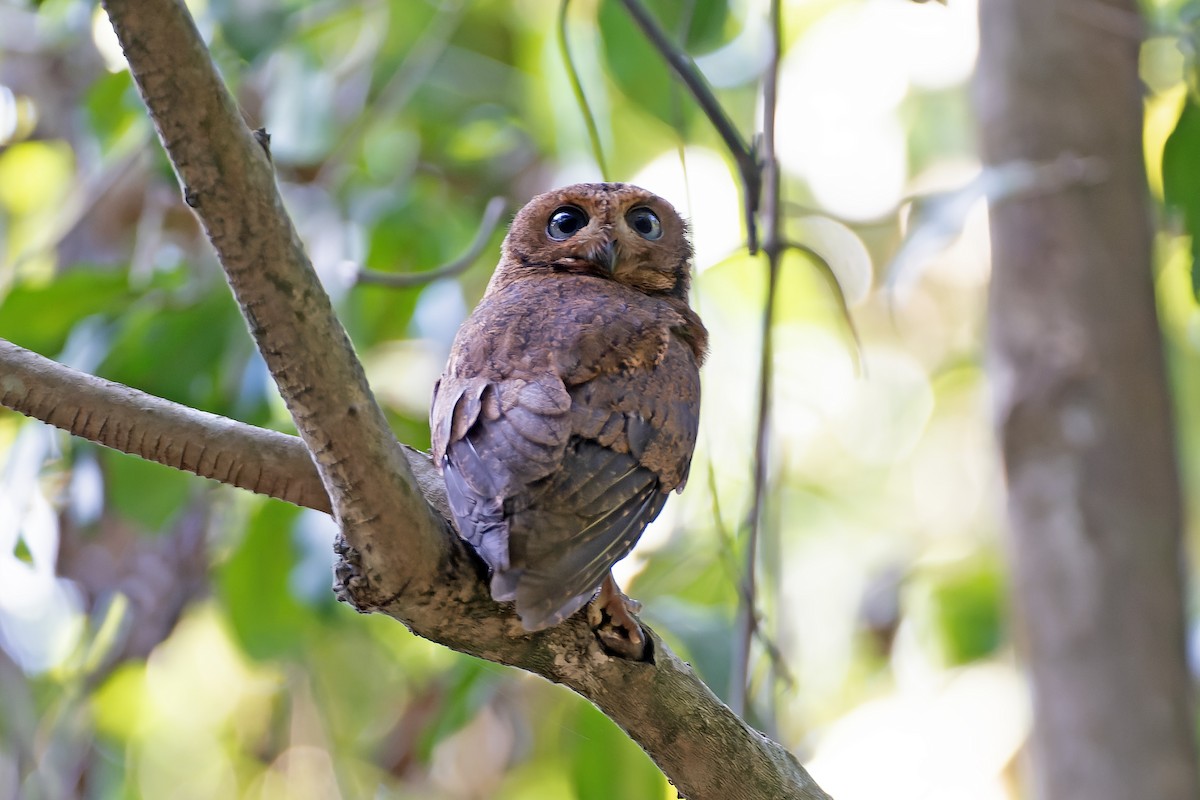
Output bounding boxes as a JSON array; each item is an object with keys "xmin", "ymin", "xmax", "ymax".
[
  {"xmin": 500, "ymin": 573, "xmax": 593, "ymax": 632},
  {"xmin": 490, "ymin": 570, "xmax": 518, "ymax": 602}
]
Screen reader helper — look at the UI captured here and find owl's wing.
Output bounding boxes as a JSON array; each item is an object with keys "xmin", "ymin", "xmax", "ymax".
[
  {"xmin": 504, "ymin": 340, "xmax": 701, "ymax": 629},
  {"xmin": 432, "ymin": 374, "xmax": 573, "ymax": 574},
  {"xmin": 433, "ymin": 333, "xmax": 701, "ymax": 631},
  {"xmin": 499, "ymin": 436, "xmax": 669, "ymax": 630}
]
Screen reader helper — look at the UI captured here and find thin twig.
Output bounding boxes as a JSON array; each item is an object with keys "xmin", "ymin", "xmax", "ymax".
[
  {"xmin": 558, "ymin": 0, "xmax": 610, "ymax": 179},
  {"xmin": 356, "ymin": 196, "xmax": 507, "ymax": 288},
  {"xmin": 731, "ymin": 0, "xmax": 783, "ymax": 721},
  {"xmin": 785, "ymin": 240, "xmax": 865, "ymax": 373},
  {"xmin": 700, "ymin": 452, "xmax": 798, "ymax": 702},
  {"xmin": 616, "ymin": 0, "xmax": 762, "ymax": 251}
]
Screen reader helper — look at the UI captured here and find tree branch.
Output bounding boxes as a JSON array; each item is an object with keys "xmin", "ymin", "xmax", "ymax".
[
  {"xmin": 0, "ymin": 339, "xmax": 329, "ymax": 513},
  {"xmin": 0, "ymin": 339, "xmax": 455, "ymax": 522},
  {"xmin": 1, "ymin": 336, "xmax": 829, "ymax": 800},
  {"xmin": 0, "ymin": 1, "xmax": 841, "ymax": 796},
  {"xmin": 102, "ymin": 0, "xmax": 448, "ymax": 593},
  {"xmin": 617, "ymin": 0, "xmax": 762, "ymax": 251}
]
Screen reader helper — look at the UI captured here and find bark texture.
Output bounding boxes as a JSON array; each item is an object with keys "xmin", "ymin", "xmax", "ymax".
[
  {"xmin": 0, "ymin": 1, "xmax": 838, "ymax": 797},
  {"xmin": 976, "ymin": 1, "xmax": 1200, "ymax": 798}
]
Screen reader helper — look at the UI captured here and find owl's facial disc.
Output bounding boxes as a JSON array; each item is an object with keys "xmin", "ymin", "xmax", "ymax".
[
  {"xmin": 498, "ymin": 183, "xmax": 692, "ymax": 296},
  {"xmin": 545, "ymin": 204, "xmax": 620, "ymax": 274}
]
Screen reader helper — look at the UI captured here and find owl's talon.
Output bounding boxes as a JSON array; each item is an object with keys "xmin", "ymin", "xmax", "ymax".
[
  {"xmin": 253, "ymin": 127, "xmax": 272, "ymax": 162},
  {"xmin": 333, "ymin": 535, "xmax": 379, "ymax": 612},
  {"xmin": 589, "ymin": 573, "xmax": 647, "ymax": 660}
]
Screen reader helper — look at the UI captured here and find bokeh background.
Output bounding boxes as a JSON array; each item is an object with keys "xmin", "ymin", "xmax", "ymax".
[{"xmin": 0, "ymin": 0, "xmax": 1194, "ymax": 797}]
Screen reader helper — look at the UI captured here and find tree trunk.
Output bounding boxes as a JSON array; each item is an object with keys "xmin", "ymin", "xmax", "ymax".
[{"xmin": 976, "ymin": 1, "xmax": 1200, "ymax": 798}]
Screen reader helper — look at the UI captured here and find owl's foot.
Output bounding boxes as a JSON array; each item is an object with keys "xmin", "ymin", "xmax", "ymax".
[{"xmin": 588, "ymin": 573, "xmax": 648, "ymax": 661}]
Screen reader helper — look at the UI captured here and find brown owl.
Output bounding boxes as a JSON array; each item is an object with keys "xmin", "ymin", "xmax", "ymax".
[{"xmin": 431, "ymin": 183, "xmax": 707, "ymax": 654}]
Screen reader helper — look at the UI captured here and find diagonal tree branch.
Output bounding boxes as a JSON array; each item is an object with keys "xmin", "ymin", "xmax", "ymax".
[
  {"xmin": 0, "ymin": 2, "xmax": 838, "ymax": 797},
  {"xmin": 102, "ymin": 0, "xmax": 448, "ymax": 593}
]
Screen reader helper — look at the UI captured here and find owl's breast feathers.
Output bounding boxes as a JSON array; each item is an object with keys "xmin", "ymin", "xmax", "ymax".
[{"xmin": 431, "ymin": 273, "xmax": 705, "ymax": 630}]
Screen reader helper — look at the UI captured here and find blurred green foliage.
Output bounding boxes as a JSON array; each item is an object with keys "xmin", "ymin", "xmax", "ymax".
[
  {"xmin": 2, "ymin": 0, "xmax": 1197, "ymax": 797},
  {"xmin": 1163, "ymin": 99, "xmax": 1200, "ymax": 296}
]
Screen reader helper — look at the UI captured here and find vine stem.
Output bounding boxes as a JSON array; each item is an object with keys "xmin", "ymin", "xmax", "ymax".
[
  {"xmin": 617, "ymin": 0, "xmax": 762, "ymax": 251},
  {"xmin": 731, "ymin": 0, "xmax": 784, "ymax": 720}
]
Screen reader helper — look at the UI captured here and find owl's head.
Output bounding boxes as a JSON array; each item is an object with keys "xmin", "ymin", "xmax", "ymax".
[{"xmin": 499, "ymin": 183, "xmax": 693, "ymax": 297}]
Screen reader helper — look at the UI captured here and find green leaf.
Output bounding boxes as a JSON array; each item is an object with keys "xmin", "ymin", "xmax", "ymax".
[
  {"xmin": 214, "ymin": 7, "xmax": 292, "ymax": 61},
  {"xmin": 102, "ymin": 448, "xmax": 195, "ymax": 532},
  {"xmin": 568, "ymin": 701, "xmax": 667, "ymax": 800},
  {"xmin": 84, "ymin": 71, "xmax": 142, "ymax": 153},
  {"xmin": 0, "ymin": 270, "xmax": 132, "ymax": 356},
  {"xmin": 597, "ymin": 0, "xmax": 731, "ymax": 126},
  {"xmin": 101, "ymin": 289, "xmax": 246, "ymax": 414},
  {"xmin": 417, "ymin": 659, "xmax": 501, "ymax": 761},
  {"xmin": 1162, "ymin": 98, "xmax": 1200, "ymax": 298},
  {"xmin": 643, "ymin": 597, "xmax": 734, "ymax": 701},
  {"xmin": 215, "ymin": 500, "xmax": 310, "ymax": 661},
  {"xmin": 922, "ymin": 557, "xmax": 1006, "ymax": 666}
]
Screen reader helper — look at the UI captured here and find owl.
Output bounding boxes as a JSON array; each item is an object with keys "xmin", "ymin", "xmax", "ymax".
[{"xmin": 430, "ymin": 183, "xmax": 707, "ymax": 653}]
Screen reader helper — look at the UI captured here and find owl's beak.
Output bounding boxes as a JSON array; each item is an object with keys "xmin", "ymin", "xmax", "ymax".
[{"xmin": 594, "ymin": 238, "xmax": 619, "ymax": 274}]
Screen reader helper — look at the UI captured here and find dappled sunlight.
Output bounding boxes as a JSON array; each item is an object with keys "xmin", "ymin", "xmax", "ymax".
[
  {"xmin": 142, "ymin": 609, "xmax": 279, "ymax": 734},
  {"xmin": 631, "ymin": 147, "xmax": 745, "ymax": 271},
  {"xmin": 362, "ymin": 339, "xmax": 446, "ymax": 418},
  {"xmin": 776, "ymin": 7, "xmax": 908, "ymax": 219},
  {"xmin": 92, "ymin": 7, "xmax": 128, "ymax": 73},
  {"xmin": 808, "ymin": 663, "xmax": 1025, "ymax": 800},
  {"xmin": 87, "ymin": 607, "xmax": 283, "ymax": 798},
  {"xmin": 826, "ymin": 346, "xmax": 934, "ymax": 466},
  {"xmin": 0, "ymin": 426, "xmax": 86, "ymax": 675},
  {"xmin": 776, "ymin": 0, "xmax": 978, "ymax": 220},
  {"xmin": 251, "ymin": 746, "xmax": 343, "ymax": 800}
]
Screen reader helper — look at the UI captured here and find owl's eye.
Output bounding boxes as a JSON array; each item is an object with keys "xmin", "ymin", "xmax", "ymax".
[
  {"xmin": 547, "ymin": 206, "xmax": 588, "ymax": 240},
  {"xmin": 626, "ymin": 207, "xmax": 663, "ymax": 240}
]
